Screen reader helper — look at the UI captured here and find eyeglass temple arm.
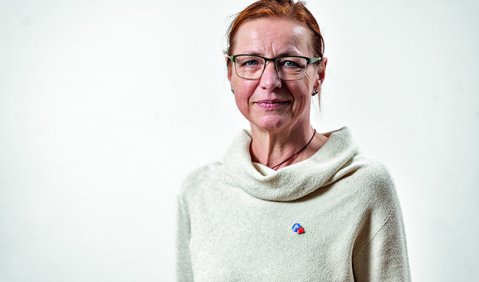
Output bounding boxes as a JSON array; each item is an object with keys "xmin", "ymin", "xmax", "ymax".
[
  {"xmin": 308, "ymin": 57, "xmax": 322, "ymax": 64},
  {"xmin": 224, "ymin": 53, "xmax": 234, "ymax": 61}
]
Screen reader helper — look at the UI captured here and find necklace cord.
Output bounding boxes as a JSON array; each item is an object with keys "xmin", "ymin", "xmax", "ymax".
[{"xmin": 270, "ymin": 129, "xmax": 317, "ymax": 170}]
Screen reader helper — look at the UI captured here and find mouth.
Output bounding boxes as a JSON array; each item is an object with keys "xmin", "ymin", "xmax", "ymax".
[{"xmin": 254, "ymin": 99, "xmax": 291, "ymax": 110}]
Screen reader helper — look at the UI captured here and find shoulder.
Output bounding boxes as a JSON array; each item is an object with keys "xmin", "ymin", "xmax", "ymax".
[
  {"xmin": 354, "ymin": 156, "xmax": 394, "ymax": 190},
  {"xmin": 348, "ymin": 155, "xmax": 400, "ymax": 212},
  {"xmin": 178, "ymin": 162, "xmax": 224, "ymax": 200}
]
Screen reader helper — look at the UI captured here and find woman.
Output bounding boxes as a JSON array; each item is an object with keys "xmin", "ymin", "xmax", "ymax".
[{"xmin": 177, "ymin": 0, "xmax": 410, "ymax": 281}]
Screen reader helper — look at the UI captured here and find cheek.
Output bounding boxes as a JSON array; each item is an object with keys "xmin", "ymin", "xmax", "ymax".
[
  {"xmin": 232, "ymin": 79, "xmax": 257, "ymax": 104},
  {"xmin": 292, "ymin": 92, "xmax": 310, "ymax": 113},
  {"xmin": 284, "ymin": 81, "xmax": 313, "ymax": 115},
  {"xmin": 231, "ymin": 85, "xmax": 251, "ymax": 116},
  {"xmin": 287, "ymin": 81, "xmax": 313, "ymax": 101}
]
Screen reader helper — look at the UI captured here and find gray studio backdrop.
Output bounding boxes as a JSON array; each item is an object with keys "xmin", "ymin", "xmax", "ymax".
[{"xmin": 1, "ymin": 0, "xmax": 478, "ymax": 281}]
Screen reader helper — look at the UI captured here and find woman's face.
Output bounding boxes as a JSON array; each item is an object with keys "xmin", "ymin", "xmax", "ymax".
[{"xmin": 228, "ymin": 18, "xmax": 326, "ymax": 133}]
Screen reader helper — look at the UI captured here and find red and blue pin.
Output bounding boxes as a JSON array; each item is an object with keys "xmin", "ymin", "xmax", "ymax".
[{"xmin": 292, "ymin": 223, "xmax": 305, "ymax": 235}]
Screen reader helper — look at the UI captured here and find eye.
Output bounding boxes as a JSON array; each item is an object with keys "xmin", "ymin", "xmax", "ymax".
[
  {"xmin": 242, "ymin": 59, "xmax": 260, "ymax": 67},
  {"xmin": 283, "ymin": 60, "xmax": 300, "ymax": 67},
  {"xmin": 235, "ymin": 55, "xmax": 264, "ymax": 68},
  {"xmin": 278, "ymin": 57, "xmax": 307, "ymax": 69}
]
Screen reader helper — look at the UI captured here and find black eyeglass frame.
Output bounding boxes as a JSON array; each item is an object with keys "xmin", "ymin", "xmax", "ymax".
[{"xmin": 225, "ymin": 53, "xmax": 322, "ymax": 81}]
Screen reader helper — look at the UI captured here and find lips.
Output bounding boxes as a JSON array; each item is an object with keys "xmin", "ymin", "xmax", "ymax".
[{"xmin": 254, "ymin": 99, "xmax": 291, "ymax": 110}]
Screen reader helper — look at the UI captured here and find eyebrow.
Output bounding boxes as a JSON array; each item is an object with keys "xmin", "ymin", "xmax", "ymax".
[
  {"xmin": 240, "ymin": 51, "xmax": 263, "ymax": 56},
  {"xmin": 235, "ymin": 51, "xmax": 303, "ymax": 58},
  {"xmin": 276, "ymin": 50, "xmax": 302, "ymax": 57}
]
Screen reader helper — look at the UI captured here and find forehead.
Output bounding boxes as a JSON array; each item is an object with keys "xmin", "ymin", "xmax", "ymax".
[{"xmin": 232, "ymin": 18, "xmax": 313, "ymax": 56}]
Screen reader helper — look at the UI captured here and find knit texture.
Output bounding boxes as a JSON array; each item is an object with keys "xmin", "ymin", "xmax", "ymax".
[{"xmin": 177, "ymin": 127, "xmax": 410, "ymax": 281}]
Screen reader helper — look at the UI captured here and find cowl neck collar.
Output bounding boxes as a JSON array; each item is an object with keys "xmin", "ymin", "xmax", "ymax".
[{"xmin": 221, "ymin": 127, "xmax": 362, "ymax": 201}]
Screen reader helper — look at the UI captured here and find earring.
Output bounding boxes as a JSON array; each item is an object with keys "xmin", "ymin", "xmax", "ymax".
[
  {"xmin": 231, "ymin": 89, "xmax": 234, "ymax": 94},
  {"xmin": 312, "ymin": 90, "xmax": 319, "ymax": 96}
]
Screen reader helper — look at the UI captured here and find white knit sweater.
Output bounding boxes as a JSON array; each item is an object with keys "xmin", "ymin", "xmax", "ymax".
[{"xmin": 177, "ymin": 127, "xmax": 410, "ymax": 281}]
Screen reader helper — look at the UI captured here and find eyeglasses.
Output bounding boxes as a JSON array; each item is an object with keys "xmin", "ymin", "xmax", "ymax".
[{"xmin": 226, "ymin": 54, "xmax": 322, "ymax": 81}]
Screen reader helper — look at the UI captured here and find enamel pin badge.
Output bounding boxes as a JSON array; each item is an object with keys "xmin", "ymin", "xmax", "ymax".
[{"xmin": 292, "ymin": 223, "xmax": 305, "ymax": 235}]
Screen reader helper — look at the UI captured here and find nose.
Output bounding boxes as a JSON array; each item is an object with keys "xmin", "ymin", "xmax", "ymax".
[{"xmin": 259, "ymin": 61, "xmax": 282, "ymax": 90}]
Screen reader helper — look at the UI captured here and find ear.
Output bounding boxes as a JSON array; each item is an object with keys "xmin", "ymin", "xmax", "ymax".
[{"xmin": 314, "ymin": 57, "xmax": 328, "ymax": 89}]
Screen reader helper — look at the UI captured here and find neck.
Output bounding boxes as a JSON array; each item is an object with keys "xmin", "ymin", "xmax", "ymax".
[{"xmin": 250, "ymin": 124, "xmax": 326, "ymax": 170}]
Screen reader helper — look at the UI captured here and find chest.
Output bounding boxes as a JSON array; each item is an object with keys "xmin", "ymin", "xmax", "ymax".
[{"xmin": 188, "ymin": 186, "xmax": 364, "ymax": 281}]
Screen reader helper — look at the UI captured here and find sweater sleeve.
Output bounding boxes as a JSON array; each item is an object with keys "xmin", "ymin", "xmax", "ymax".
[
  {"xmin": 351, "ymin": 161, "xmax": 411, "ymax": 282},
  {"xmin": 176, "ymin": 195, "xmax": 193, "ymax": 282},
  {"xmin": 352, "ymin": 210, "xmax": 411, "ymax": 281}
]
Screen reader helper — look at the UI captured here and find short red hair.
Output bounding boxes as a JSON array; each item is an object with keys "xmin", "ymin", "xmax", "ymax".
[{"xmin": 226, "ymin": 0, "xmax": 324, "ymax": 58}]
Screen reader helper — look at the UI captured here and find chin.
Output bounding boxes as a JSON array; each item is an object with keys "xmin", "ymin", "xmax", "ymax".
[{"xmin": 251, "ymin": 116, "xmax": 290, "ymax": 131}]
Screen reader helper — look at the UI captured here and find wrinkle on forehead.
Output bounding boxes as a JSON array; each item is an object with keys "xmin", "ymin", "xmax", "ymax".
[{"xmin": 232, "ymin": 18, "xmax": 314, "ymax": 57}]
